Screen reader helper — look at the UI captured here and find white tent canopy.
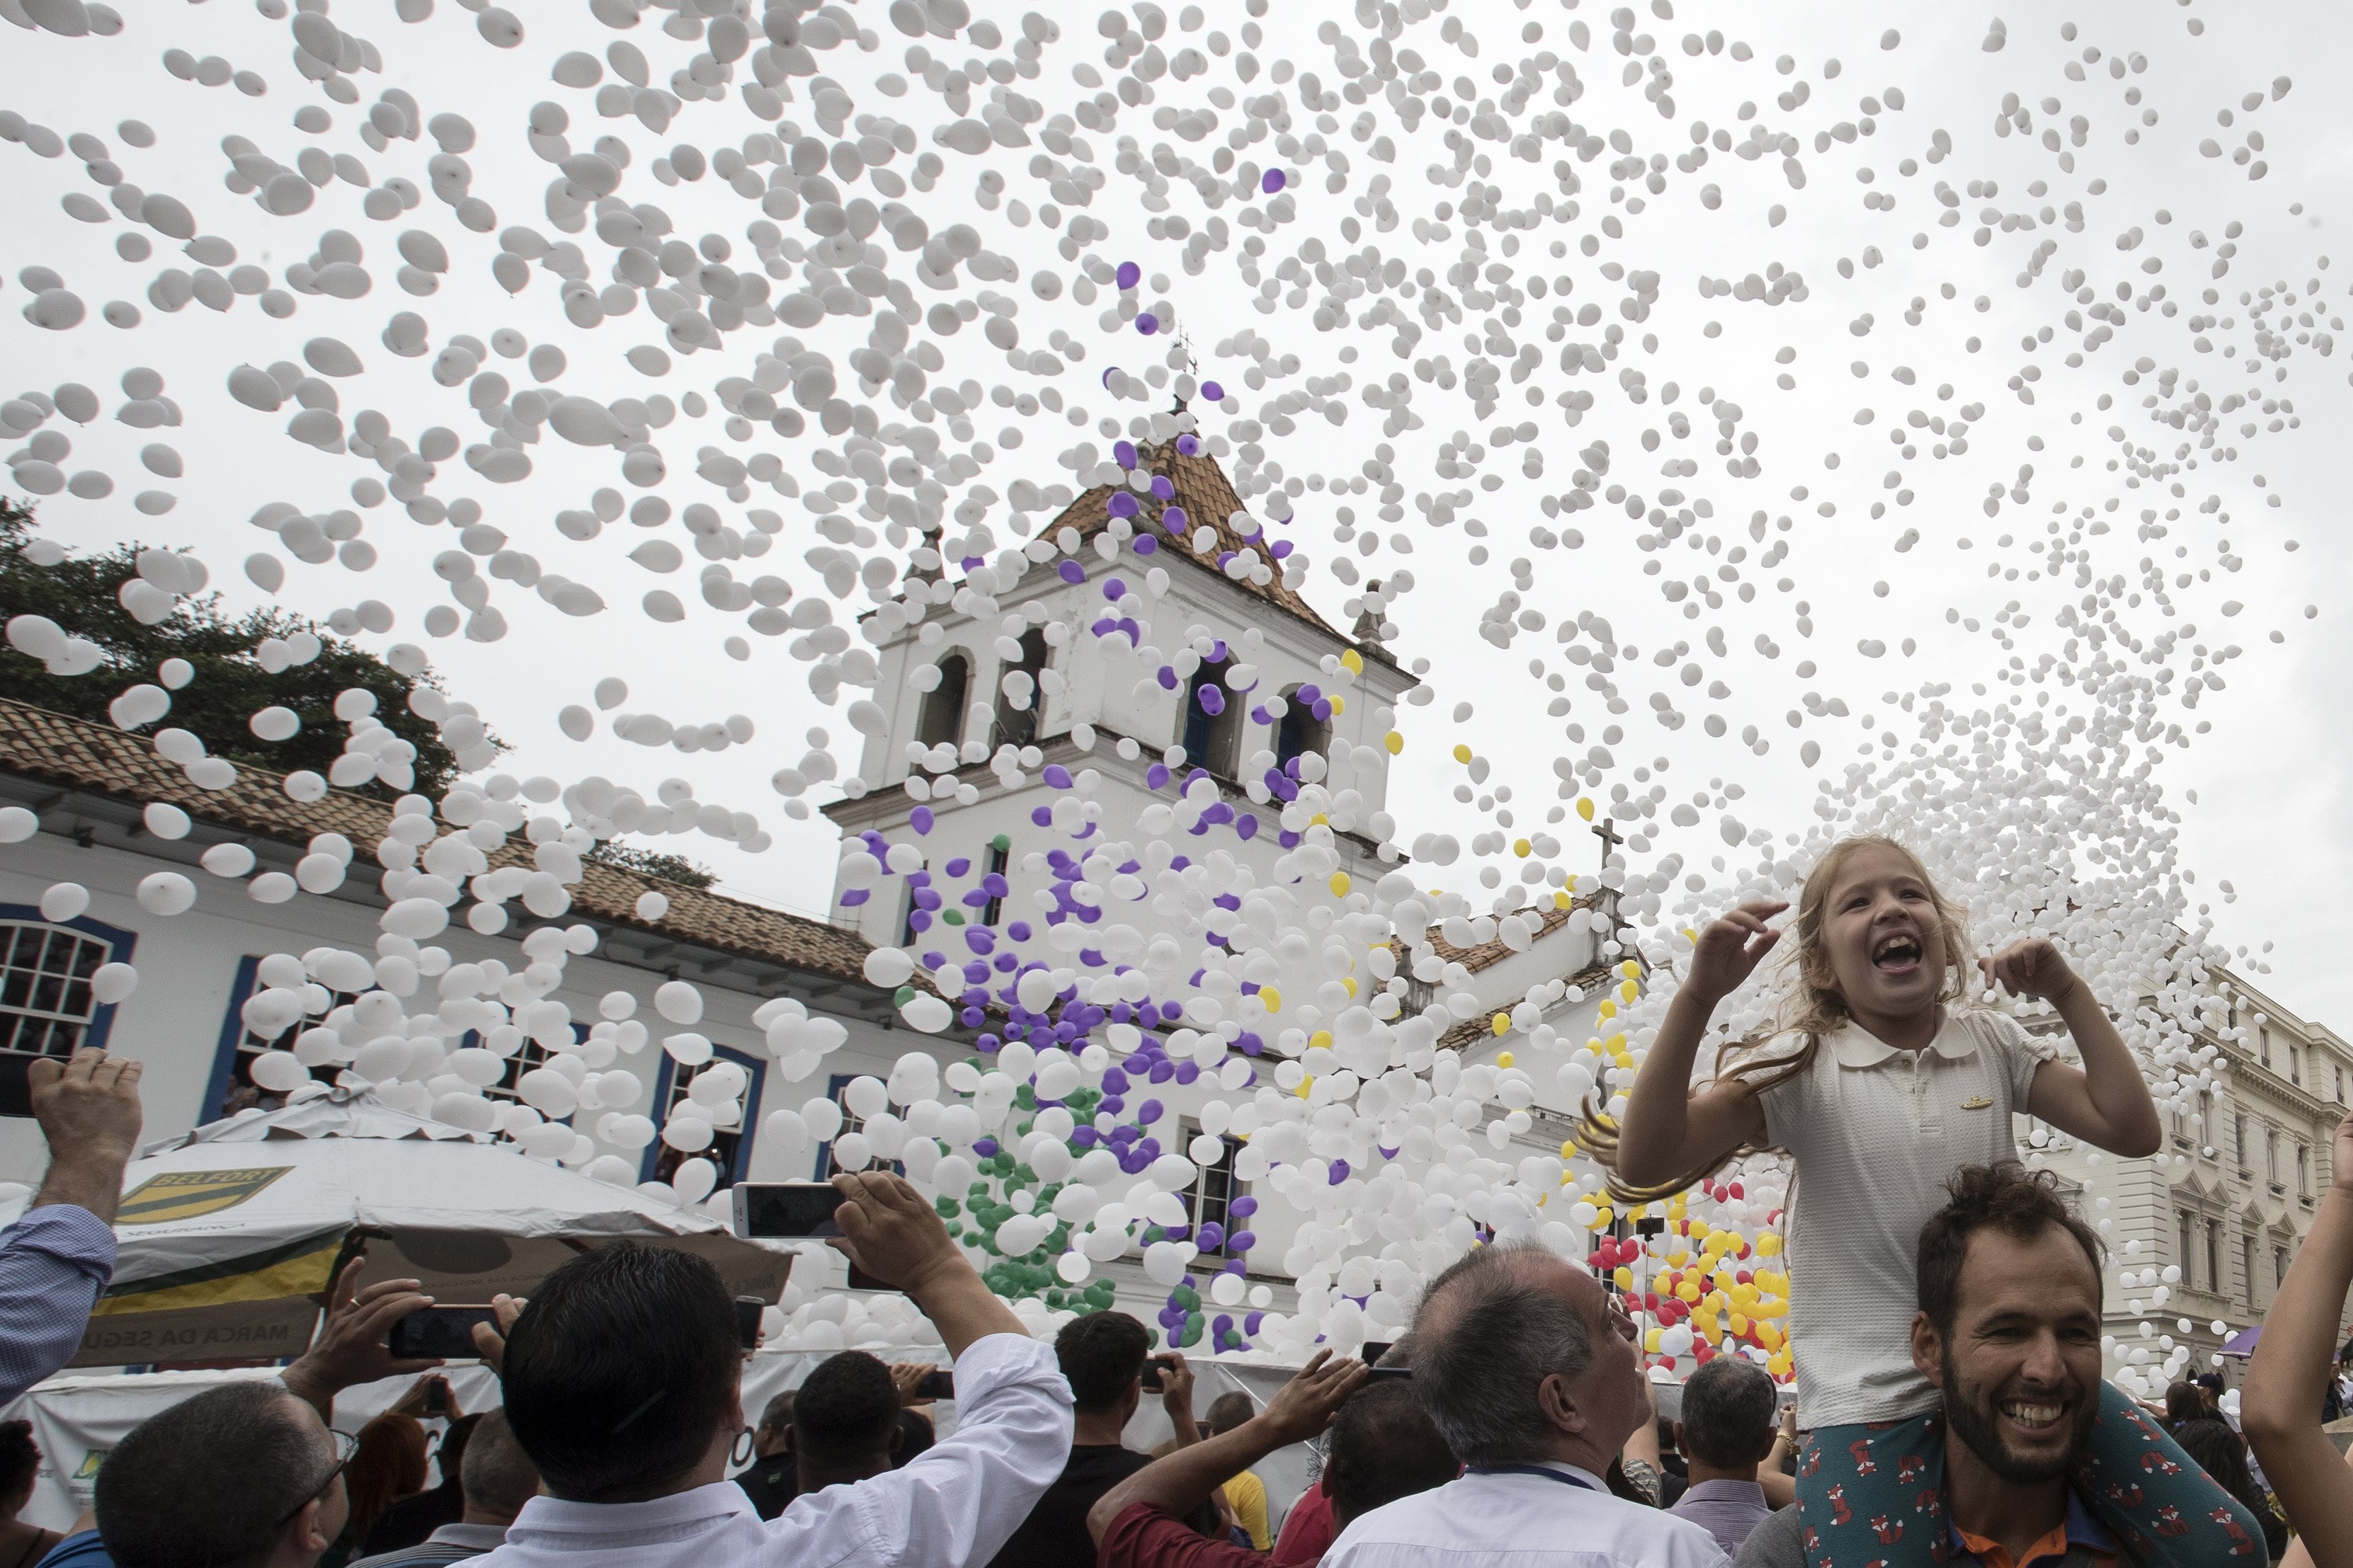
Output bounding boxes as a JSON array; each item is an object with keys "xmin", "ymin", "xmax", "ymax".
[{"xmin": 3, "ymin": 1088, "xmax": 793, "ymax": 1370}]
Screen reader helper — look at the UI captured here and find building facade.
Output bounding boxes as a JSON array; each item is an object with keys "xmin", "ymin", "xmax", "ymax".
[{"xmin": 2034, "ymin": 969, "xmax": 2352, "ymax": 1385}]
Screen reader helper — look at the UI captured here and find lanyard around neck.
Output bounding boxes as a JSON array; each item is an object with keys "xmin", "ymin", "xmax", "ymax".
[{"xmin": 1466, "ymin": 1464, "xmax": 1597, "ymax": 1492}]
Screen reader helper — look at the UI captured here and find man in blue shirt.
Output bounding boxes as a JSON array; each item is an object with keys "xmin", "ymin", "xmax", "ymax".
[{"xmin": 0, "ymin": 1048, "xmax": 145, "ymax": 1406}]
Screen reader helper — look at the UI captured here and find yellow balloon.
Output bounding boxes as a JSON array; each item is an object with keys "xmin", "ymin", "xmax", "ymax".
[
  {"xmin": 1310, "ymin": 1030, "xmax": 1333, "ymax": 1050},
  {"xmin": 1329, "ymin": 694, "xmax": 1345, "ymax": 714},
  {"xmin": 1340, "ymin": 648, "xmax": 1363, "ymax": 675},
  {"xmin": 1755, "ymin": 1232, "xmax": 1784, "ymax": 1257},
  {"xmin": 1384, "ymin": 730, "xmax": 1404, "ymax": 755},
  {"xmin": 1452, "ymin": 743, "xmax": 1473, "ymax": 765},
  {"xmin": 1618, "ymin": 978, "xmax": 1638, "ymax": 1003},
  {"xmin": 1553, "ymin": 891, "xmax": 1572, "ymax": 909},
  {"xmin": 1559, "ymin": 1139, "xmax": 1578, "ymax": 1159},
  {"xmin": 1565, "ymin": 873, "xmax": 1580, "ymax": 891},
  {"xmin": 1340, "ymin": 975, "xmax": 1357, "ymax": 997},
  {"xmin": 1643, "ymin": 1327, "xmax": 1663, "ymax": 1354},
  {"xmin": 1491, "ymin": 1013, "xmax": 1510, "ymax": 1036},
  {"xmin": 1328, "ymin": 871, "xmax": 1351, "ymax": 895},
  {"xmin": 1294, "ymin": 1077, "xmax": 1314, "ymax": 1098},
  {"xmin": 1597, "ymin": 999, "xmax": 1617, "ymax": 1020},
  {"xmin": 1498, "ymin": 1051, "xmax": 1515, "ymax": 1068},
  {"xmin": 1259, "ymin": 986, "xmax": 1282, "ymax": 1012},
  {"xmin": 1613, "ymin": 1265, "xmax": 1634, "ymax": 1290},
  {"xmin": 1513, "ymin": 837, "xmax": 1532, "ymax": 857},
  {"xmin": 1618, "ymin": 959, "xmax": 1642, "ymax": 980},
  {"xmin": 1576, "ymin": 796, "xmax": 1595, "ymax": 821}
]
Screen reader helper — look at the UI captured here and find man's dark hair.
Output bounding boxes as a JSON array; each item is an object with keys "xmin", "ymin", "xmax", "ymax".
[
  {"xmin": 1054, "ymin": 1311, "xmax": 1152, "ymax": 1414},
  {"xmin": 1204, "ymin": 1392, "xmax": 1255, "ymax": 1435},
  {"xmin": 792, "ymin": 1352, "xmax": 901, "ymax": 1462},
  {"xmin": 459, "ymin": 1412, "xmax": 541, "ymax": 1520},
  {"xmin": 1411, "ymin": 1241, "xmax": 1591, "ymax": 1466},
  {"xmin": 2172, "ymin": 1419, "xmax": 2261, "ymax": 1509},
  {"xmin": 2164, "ymin": 1381, "xmax": 2206, "ymax": 1429},
  {"xmin": 894, "ymin": 1409, "xmax": 935, "ymax": 1467},
  {"xmin": 0, "ymin": 1421, "xmax": 39, "ymax": 1500},
  {"xmin": 1677, "ymin": 1356, "xmax": 1777, "ymax": 1467},
  {"xmin": 96, "ymin": 1383, "xmax": 330, "ymax": 1568},
  {"xmin": 757, "ymin": 1391, "xmax": 796, "ymax": 1436},
  {"xmin": 501, "ymin": 1241, "xmax": 741, "ymax": 1501},
  {"xmin": 1917, "ymin": 1163, "xmax": 2102, "ymax": 1339},
  {"xmin": 1325, "ymin": 1380, "xmax": 1457, "ymax": 1522},
  {"xmin": 2193, "ymin": 1372, "xmax": 2224, "ymax": 1396}
]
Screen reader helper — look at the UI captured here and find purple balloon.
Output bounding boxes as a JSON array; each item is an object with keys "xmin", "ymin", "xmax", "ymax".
[
  {"xmin": 1136, "ymin": 313, "xmax": 1159, "ymax": 335},
  {"xmin": 1117, "ymin": 261, "xmax": 1141, "ymax": 290},
  {"xmin": 1261, "ymin": 168, "xmax": 1286, "ymax": 194},
  {"xmin": 1201, "ymin": 380, "xmax": 1224, "ymax": 401}
]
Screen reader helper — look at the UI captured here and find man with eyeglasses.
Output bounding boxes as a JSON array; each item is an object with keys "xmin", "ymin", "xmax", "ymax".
[
  {"xmin": 1322, "ymin": 1242, "xmax": 1730, "ymax": 1568},
  {"xmin": 57, "ymin": 1252, "xmax": 446, "ymax": 1568}
]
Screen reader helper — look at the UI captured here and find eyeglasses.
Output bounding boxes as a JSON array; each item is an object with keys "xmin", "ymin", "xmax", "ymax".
[
  {"xmin": 1602, "ymin": 1291, "xmax": 1639, "ymax": 1344},
  {"xmin": 278, "ymin": 1428, "xmax": 360, "ymax": 1527}
]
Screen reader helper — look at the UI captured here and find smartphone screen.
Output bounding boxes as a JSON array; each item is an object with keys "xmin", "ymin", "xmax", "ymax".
[
  {"xmin": 1139, "ymin": 1356, "xmax": 1169, "ymax": 1392},
  {"xmin": 421, "ymin": 1379, "xmax": 449, "ymax": 1417},
  {"xmin": 916, "ymin": 1369, "xmax": 956, "ymax": 1400},
  {"xmin": 733, "ymin": 1183, "xmax": 845, "ymax": 1239},
  {"xmin": 1361, "ymin": 1341, "xmax": 1394, "ymax": 1366},
  {"xmin": 734, "ymin": 1296, "xmax": 766, "ymax": 1351},
  {"xmin": 387, "ymin": 1307, "xmax": 499, "ymax": 1361}
]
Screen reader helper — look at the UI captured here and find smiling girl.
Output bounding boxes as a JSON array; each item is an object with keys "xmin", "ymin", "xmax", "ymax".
[{"xmin": 1584, "ymin": 835, "xmax": 2260, "ymax": 1567}]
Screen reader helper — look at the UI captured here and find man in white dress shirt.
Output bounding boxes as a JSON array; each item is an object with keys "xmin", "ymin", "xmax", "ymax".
[
  {"xmin": 467, "ymin": 1171, "xmax": 1074, "ymax": 1568},
  {"xmin": 1322, "ymin": 1241, "xmax": 1730, "ymax": 1568}
]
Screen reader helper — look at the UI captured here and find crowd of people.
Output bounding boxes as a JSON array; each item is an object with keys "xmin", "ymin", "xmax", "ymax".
[{"xmin": 4, "ymin": 835, "xmax": 2353, "ymax": 1567}]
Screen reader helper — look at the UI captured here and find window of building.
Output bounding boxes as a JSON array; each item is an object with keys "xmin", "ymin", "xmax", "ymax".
[
  {"xmin": 2337, "ymin": 1062, "xmax": 2346, "ymax": 1104},
  {"xmin": 642, "ymin": 1047, "xmax": 763, "ymax": 1190},
  {"xmin": 2277, "ymin": 1245, "xmax": 2292, "ymax": 1288},
  {"xmin": 219, "ymin": 976, "xmax": 365, "ymax": 1117},
  {"xmin": 1274, "ymin": 685, "xmax": 1331, "ymax": 779},
  {"xmin": 1180, "ymin": 658, "xmax": 1242, "ymax": 778},
  {"xmin": 2177, "ymin": 1211, "xmax": 2194, "ymax": 1286},
  {"xmin": 0, "ymin": 919, "xmax": 120, "ymax": 1060},
  {"xmin": 2290, "ymin": 1045, "xmax": 2302, "ymax": 1087},
  {"xmin": 991, "ymin": 628, "xmax": 1051, "ymax": 751},
  {"xmin": 2235, "ymin": 1112, "xmax": 2250, "ymax": 1172},
  {"xmin": 2267, "ymin": 1127, "xmax": 2280, "ymax": 1185},
  {"xmin": 2298, "ymin": 1144, "xmax": 2310, "ymax": 1195},
  {"xmin": 2205, "ymin": 1218, "xmax": 2221, "ymax": 1295},
  {"xmin": 2259, "ymin": 1025, "xmax": 2271, "ymax": 1068},
  {"xmin": 1175, "ymin": 1124, "xmax": 1241, "ymax": 1258},
  {"xmin": 2242, "ymin": 1235, "xmax": 2257, "ymax": 1308},
  {"xmin": 818, "ymin": 1070, "xmax": 906, "ymax": 1179},
  {"xmin": 913, "ymin": 651, "xmax": 972, "ymax": 748},
  {"xmin": 981, "ymin": 840, "xmax": 1009, "ymax": 927}
]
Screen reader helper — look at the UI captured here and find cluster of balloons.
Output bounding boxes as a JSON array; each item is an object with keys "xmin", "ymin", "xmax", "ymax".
[{"xmin": 1, "ymin": 0, "xmax": 2324, "ymax": 1381}]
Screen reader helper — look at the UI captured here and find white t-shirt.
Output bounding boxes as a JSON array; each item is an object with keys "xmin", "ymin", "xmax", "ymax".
[{"xmin": 1755, "ymin": 1006, "xmax": 2056, "ymax": 1429}]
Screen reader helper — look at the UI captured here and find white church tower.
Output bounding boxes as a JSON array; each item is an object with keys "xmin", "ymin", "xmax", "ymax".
[{"xmin": 821, "ymin": 432, "xmax": 1421, "ymax": 1014}]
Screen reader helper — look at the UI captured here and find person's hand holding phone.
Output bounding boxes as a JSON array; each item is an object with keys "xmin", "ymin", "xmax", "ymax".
[
  {"xmin": 893, "ymin": 1361, "xmax": 955, "ymax": 1405},
  {"xmin": 281, "ymin": 1258, "xmax": 439, "ymax": 1421},
  {"xmin": 467, "ymin": 1293, "xmax": 527, "ymax": 1375},
  {"xmin": 827, "ymin": 1171, "xmax": 962, "ymax": 1297}
]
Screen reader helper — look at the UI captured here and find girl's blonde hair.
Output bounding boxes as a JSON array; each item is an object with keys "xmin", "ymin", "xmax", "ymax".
[{"xmin": 1577, "ymin": 833, "xmax": 1976, "ymax": 1204}]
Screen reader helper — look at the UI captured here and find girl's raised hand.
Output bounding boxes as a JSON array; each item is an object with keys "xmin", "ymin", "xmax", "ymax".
[
  {"xmin": 1978, "ymin": 937, "xmax": 2081, "ymax": 1004},
  {"xmin": 1685, "ymin": 900, "xmax": 1789, "ymax": 1003}
]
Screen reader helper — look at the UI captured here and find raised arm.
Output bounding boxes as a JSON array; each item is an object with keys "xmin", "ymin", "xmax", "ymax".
[
  {"xmin": 2243, "ymin": 1109, "xmax": 2353, "ymax": 1568},
  {"xmin": 1089, "ymin": 1351, "xmax": 1366, "ymax": 1547},
  {"xmin": 1613, "ymin": 903, "xmax": 1782, "ymax": 1191},
  {"xmin": 830, "ymin": 1170, "xmax": 1027, "ymax": 1358},
  {"xmin": 1994, "ymin": 939, "xmax": 2162, "ymax": 1159}
]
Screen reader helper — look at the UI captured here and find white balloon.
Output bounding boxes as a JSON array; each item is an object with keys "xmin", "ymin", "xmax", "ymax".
[
  {"xmin": 38, "ymin": 882, "xmax": 89, "ymax": 923},
  {"xmin": 89, "ymin": 962, "xmax": 139, "ymax": 1005},
  {"xmin": 136, "ymin": 871, "xmax": 195, "ymax": 916}
]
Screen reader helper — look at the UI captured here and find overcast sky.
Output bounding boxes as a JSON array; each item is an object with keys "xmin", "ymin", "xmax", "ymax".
[{"xmin": 5, "ymin": 0, "xmax": 2350, "ymax": 1024}]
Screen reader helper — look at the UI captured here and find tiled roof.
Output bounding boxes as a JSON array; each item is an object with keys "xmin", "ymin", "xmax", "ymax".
[
  {"xmin": 1047, "ymin": 437, "xmax": 1389, "ymax": 658},
  {"xmin": 1420, "ymin": 898, "xmax": 1600, "ymax": 975},
  {"xmin": 0, "ymin": 697, "xmax": 880, "ymax": 989}
]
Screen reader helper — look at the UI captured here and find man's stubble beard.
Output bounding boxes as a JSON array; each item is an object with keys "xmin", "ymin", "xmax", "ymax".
[{"xmin": 1938, "ymin": 1352, "xmax": 2097, "ymax": 1484}]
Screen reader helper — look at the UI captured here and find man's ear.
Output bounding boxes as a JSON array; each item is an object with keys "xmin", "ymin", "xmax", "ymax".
[
  {"xmin": 1535, "ymin": 1372, "xmax": 1588, "ymax": 1437},
  {"xmin": 287, "ymin": 1497, "xmax": 333, "ymax": 1557},
  {"xmin": 888, "ymin": 1422, "xmax": 904, "ymax": 1455},
  {"xmin": 1909, "ymin": 1310, "xmax": 1946, "ymax": 1390},
  {"xmin": 1671, "ymin": 1419, "xmax": 1687, "ymax": 1455},
  {"xmin": 782, "ymin": 1427, "xmax": 798, "ymax": 1456}
]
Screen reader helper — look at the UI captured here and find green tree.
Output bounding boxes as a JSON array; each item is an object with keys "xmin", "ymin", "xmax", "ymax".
[
  {"xmin": 0, "ymin": 497, "xmax": 479, "ymax": 799},
  {"xmin": 584, "ymin": 840, "xmax": 717, "ymax": 889}
]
